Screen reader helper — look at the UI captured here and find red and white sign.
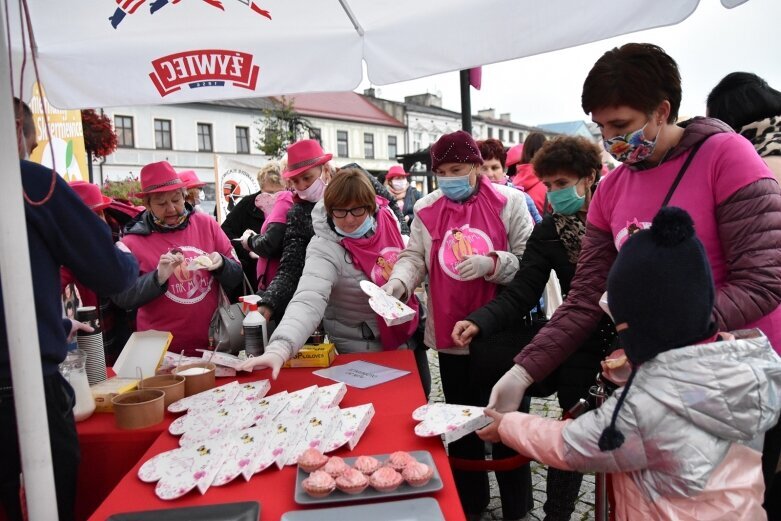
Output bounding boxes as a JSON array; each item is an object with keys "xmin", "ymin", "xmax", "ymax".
[{"xmin": 149, "ymin": 49, "xmax": 259, "ymax": 97}]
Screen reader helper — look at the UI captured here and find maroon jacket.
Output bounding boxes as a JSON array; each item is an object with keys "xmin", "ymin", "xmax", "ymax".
[{"xmin": 515, "ymin": 119, "xmax": 781, "ymax": 381}]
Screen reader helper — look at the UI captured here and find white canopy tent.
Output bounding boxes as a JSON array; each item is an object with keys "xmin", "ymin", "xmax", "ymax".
[{"xmin": 0, "ymin": 0, "xmax": 749, "ymax": 518}]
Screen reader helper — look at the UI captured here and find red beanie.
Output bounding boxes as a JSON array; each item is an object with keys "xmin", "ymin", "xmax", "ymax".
[{"xmin": 430, "ymin": 130, "xmax": 483, "ymax": 171}]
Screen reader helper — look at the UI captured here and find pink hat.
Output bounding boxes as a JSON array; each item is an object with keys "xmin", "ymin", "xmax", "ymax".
[
  {"xmin": 283, "ymin": 140, "xmax": 333, "ymax": 179},
  {"xmin": 385, "ymin": 165, "xmax": 409, "ymax": 179},
  {"xmin": 430, "ymin": 130, "xmax": 483, "ymax": 171},
  {"xmin": 506, "ymin": 144, "xmax": 524, "ymax": 168},
  {"xmin": 178, "ymin": 170, "xmax": 205, "ymax": 189},
  {"xmin": 69, "ymin": 180, "xmax": 111, "ymax": 212},
  {"xmin": 135, "ymin": 161, "xmax": 186, "ymax": 197}
]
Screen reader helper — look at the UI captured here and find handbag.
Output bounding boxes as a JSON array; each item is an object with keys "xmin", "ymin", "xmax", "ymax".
[{"xmin": 208, "ymin": 275, "xmax": 253, "ymax": 354}]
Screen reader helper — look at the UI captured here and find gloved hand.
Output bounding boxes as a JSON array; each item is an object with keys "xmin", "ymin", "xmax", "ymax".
[
  {"xmin": 205, "ymin": 252, "xmax": 224, "ymax": 271},
  {"xmin": 456, "ymin": 254, "xmax": 495, "ymax": 281},
  {"xmin": 451, "ymin": 320, "xmax": 480, "ymax": 347},
  {"xmin": 240, "ymin": 229, "xmax": 257, "ymax": 251},
  {"xmin": 236, "ymin": 351, "xmax": 286, "ymax": 379},
  {"xmin": 382, "ymin": 278, "xmax": 407, "ymax": 300},
  {"xmin": 67, "ymin": 319, "xmax": 94, "ymax": 342},
  {"xmin": 487, "ymin": 364, "xmax": 534, "ymax": 412},
  {"xmin": 156, "ymin": 252, "xmax": 183, "ymax": 284}
]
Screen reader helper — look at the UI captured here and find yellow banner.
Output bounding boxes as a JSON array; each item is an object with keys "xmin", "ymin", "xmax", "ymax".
[{"xmin": 28, "ymin": 83, "xmax": 88, "ymax": 182}]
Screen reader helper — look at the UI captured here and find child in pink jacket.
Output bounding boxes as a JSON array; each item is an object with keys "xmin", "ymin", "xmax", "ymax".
[{"xmin": 479, "ymin": 207, "xmax": 781, "ymax": 520}]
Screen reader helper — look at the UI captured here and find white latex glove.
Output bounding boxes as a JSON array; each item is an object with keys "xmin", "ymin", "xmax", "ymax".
[
  {"xmin": 156, "ymin": 252, "xmax": 183, "ymax": 284},
  {"xmin": 67, "ymin": 319, "xmax": 94, "ymax": 342},
  {"xmin": 381, "ymin": 278, "xmax": 406, "ymax": 300},
  {"xmin": 236, "ymin": 351, "xmax": 286, "ymax": 379},
  {"xmin": 240, "ymin": 229, "xmax": 257, "ymax": 251},
  {"xmin": 456, "ymin": 254, "xmax": 495, "ymax": 281},
  {"xmin": 205, "ymin": 252, "xmax": 224, "ymax": 271},
  {"xmin": 487, "ymin": 364, "xmax": 534, "ymax": 412}
]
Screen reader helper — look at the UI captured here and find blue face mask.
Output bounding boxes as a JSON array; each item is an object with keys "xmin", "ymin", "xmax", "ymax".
[
  {"xmin": 547, "ymin": 182, "xmax": 586, "ymax": 215},
  {"xmin": 336, "ymin": 215, "xmax": 375, "ymax": 239},
  {"xmin": 437, "ymin": 174, "xmax": 474, "ymax": 202}
]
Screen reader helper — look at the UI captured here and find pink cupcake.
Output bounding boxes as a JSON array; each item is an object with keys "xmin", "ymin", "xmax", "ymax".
[
  {"xmin": 369, "ymin": 466, "xmax": 404, "ymax": 492},
  {"xmin": 301, "ymin": 470, "xmax": 336, "ymax": 498},
  {"xmin": 353, "ymin": 455, "xmax": 381, "ymax": 475},
  {"xmin": 385, "ymin": 451, "xmax": 416, "ymax": 472},
  {"xmin": 402, "ymin": 461, "xmax": 434, "ymax": 487},
  {"xmin": 297, "ymin": 448, "xmax": 328, "ymax": 473},
  {"xmin": 323, "ymin": 456, "xmax": 349, "ymax": 478},
  {"xmin": 335, "ymin": 468, "xmax": 369, "ymax": 494}
]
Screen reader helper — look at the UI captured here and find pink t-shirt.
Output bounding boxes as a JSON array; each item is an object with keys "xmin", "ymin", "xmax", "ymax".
[
  {"xmin": 589, "ymin": 132, "xmax": 781, "ymax": 351},
  {"xmin": 121, "ymin": 212, "xmax": 238, "ymax": 353}
]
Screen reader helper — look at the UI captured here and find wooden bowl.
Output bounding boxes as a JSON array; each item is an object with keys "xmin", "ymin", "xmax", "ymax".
[
  {"xmin": 173, "ymin": 362, "xmax": 217, "ymax": 397},
  {"xmin": 140, "ymin": 374, "xmax": 185, "ymax": 407},
  {"xmin": 112, "ymin": 390, "xmax": 165, "ymax": 430}
]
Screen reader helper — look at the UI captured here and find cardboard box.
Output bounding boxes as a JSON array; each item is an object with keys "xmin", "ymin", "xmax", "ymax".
[
  {"xmin": 282, "ymin": 343, "xmax": 336, "ymax": 368},
  {"xmin": 92, "ymin": 331, "xmax": 172, "ymax": 412}
]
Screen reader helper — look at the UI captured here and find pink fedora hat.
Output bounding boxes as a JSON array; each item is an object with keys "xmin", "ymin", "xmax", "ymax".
[
  {"xmin": 135, "ymin": 161, "xmax": 186, "ymax": 197},
  {"xmin": 69, "ymin": 180, "xmax": 111, "ymax": 212},
  {"xmin": 178, "ymin": 170, "xmax": 205, "ymax": 189},
  {"xmin": 385, "ymin": 165, "xmax": 409, "ymax": 179},
  {"xmin": 506, "ymin": 144, "xmax": 524, "ymax": 168},
  {"xmin": 283, "ymin": 139, "xmax": 333, "ymax": 180}
]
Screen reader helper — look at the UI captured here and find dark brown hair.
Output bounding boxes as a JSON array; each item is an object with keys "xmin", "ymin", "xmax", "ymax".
[
  {"xmin": 520, "ymin": 132, "xmax": 547, "ymax": 164},
  {"xmin": 476, "ymin": 138, "xmax": 506, "ymax": 167},
  {"xmin": 324, "ymin": 168, "xmax": 377, "ymax": 215},
  {"xmin": 581, "ymin": 43, "xmax": 681, "ymax": 123},
  {"xmin": 532, "ymin": 136, "xmax": 602, "ymax": 181}
]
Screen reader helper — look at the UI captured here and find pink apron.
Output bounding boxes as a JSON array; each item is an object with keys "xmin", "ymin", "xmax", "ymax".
[
  {"xmin": 417, "ymin": 176, "xmax": 508, "ymax": 348},
  {"xmin": 341, "ymin": 198, "xmax": 420, "ymax": 350}
]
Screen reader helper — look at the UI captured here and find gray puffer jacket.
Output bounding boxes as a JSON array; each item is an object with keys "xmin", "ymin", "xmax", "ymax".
[
  {"xmin": 264, "ymin": 202, "xmax": 405, "ymax": 360},
  {"xmin": 562, "ymin": 330, "xmax": 781, "ymax": 499}
]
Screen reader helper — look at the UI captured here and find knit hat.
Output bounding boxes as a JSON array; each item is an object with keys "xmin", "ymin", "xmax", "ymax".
[
  {"xmin": 430, "ymin": 130, "xmax": 483, "ymax": 171},
  {"xmin": 598, "ymin": 206, "xmax": 716, "ymax": 451}
]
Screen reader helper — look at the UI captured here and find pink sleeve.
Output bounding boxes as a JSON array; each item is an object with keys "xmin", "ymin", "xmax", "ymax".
[
  {"xmin": 498, "ymin": 413, "xmax": 576, "ymax": 471},
  {"xmin": 711, "ymin": 133, "xmax": 774, "ymax": 205},
  {"xmin": 267, "ymin": 191, "xmax": 294, "ymax": 225}
]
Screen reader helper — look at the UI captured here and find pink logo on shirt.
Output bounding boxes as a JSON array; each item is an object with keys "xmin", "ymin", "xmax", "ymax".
[
  {"xmin": 167, "ymin": 246, "xmax": 214, "ymax": 305},
  {"xmin": 438, "ymin": 225, "xmax": 493, "ymax": 281},
  {"xmin": 372, "ymin": 247, "xmax": 401, "ymax": 285},
  {"xmin": 614, "ymin": 218, "xmax": 652, "ymax": 250}
]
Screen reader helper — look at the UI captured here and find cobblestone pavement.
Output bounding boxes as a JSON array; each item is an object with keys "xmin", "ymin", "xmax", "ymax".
[{"xmin": 427, "ymin": 350, "xmax": 596, "ymax": 521}]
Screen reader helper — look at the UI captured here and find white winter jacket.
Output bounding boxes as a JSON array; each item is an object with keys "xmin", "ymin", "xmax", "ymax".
[
  {"xmin": 389, "ymin": 181, "xmax": 534, "ymax": 352},
  {"xmin": 264, "ymin": 202, "xmax": 407, "ymax": 360}
]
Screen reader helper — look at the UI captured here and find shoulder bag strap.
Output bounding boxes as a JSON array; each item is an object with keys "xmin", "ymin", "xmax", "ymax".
[{"xmin": 661, "ymin": 137, "xmax": 710, "ymax": 208}]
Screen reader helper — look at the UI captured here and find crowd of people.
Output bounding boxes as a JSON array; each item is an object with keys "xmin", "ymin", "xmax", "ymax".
[{"xmin": 2, "ymin": 41, "xmax": 781, "ymax": 521}]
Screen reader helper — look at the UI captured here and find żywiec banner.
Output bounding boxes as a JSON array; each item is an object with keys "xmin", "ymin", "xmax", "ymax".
[{"xmin": 214, "ymin": 155, "xmax": 260, "ymax": 224}]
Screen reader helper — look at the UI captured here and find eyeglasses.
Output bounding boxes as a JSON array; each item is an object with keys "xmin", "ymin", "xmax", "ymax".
[{"xmin": 331, "ymin": 206, "xmax": 369, "ymax": 218}]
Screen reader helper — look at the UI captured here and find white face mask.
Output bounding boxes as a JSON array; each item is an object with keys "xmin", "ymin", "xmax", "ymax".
[
  {"xmin": 390, "ymin": 179, "xmax": 408, "ymax": 191},
  {"xmin": 296, "ymin": 177, "xmax": 326, "ymax": 202}
]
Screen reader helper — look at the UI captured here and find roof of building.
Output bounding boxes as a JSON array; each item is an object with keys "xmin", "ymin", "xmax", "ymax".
[
  {"xmin": 475, "ymin": 115, "xmax": 554, "ymax": 134},
  {"xmin": 283, "ymin": 92, "xmax": 405, "ymax": 127},
  {"xmin": 537, "ymin": 120, "xmax": 591, "ymax": 135},
  {"xmin": 199, "ymin": 97, "xmax": 279, "ymax": 111},
  {"xmin": 405, "ymin": 102, "xmax": 462, "ymax": 119}
]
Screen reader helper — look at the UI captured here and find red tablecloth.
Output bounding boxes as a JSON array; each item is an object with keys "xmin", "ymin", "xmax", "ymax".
[{"xmin": 87, "ymin": 351, "xmax": 466, "ymax": 521}]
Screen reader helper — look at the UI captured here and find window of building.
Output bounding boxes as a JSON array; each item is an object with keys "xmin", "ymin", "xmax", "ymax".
[
  {"xmin": 388, "ymin": 135, "xmax": 398, "ymax": 159},
  {"xmin": 235, "ymin": 126, "xmax": 250, "ymax": 154},
  {"xmin": 509, "ymin": 130, "xmax": 515, "ymax": 143},
  {"xmin": 309, "ymin": 128, "xmax": 322, "ymax": 145},
  {"xmin": 498, "ymin": 129, "xmax": 504, "ymax": 141},
  {"xmin": 197, "ymin": 123, "xmax": 213, "ymax": 152},
  {"xmin": 337, "ymin": 130, "xmax": 349, "ymax": 157},
  {"xmin": 364, "ymin": 133, "xmax": 374, "ymax": 159},
  {"xmin": 487, "ymin": 127, "xmax": 493, "ymax": 138},
  {"xmin": 413, "ymin": 132, "xmax": 422, "ymax": 151},
  {"xmin": 115, "ymin": 115, "xmax": 134, "ymax": 148},
  {"xmin": 154, "ymin": 119, "xmax": 172, "ymax": 150}
]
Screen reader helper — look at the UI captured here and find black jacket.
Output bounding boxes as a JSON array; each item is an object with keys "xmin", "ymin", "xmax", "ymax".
[
  {"xmin": 467, "ymin": 215, "xmax": 615, "ymax": 409},
  {"xmin": 258, "ymin": 167, "xmax": 409, "ymax": 320},
  {"xmin": 221, "ymin": 191, "xmax": 265, "ymax": 288}
]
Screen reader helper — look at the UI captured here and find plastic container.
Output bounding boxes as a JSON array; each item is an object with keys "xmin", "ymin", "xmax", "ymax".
[
  {"xmin": 243, "ymin": 302, "xmax": 268, "ymax": 357},
  {"xmin": 59, "ymin": 349, "xmax": 96, "ymax": 422}
]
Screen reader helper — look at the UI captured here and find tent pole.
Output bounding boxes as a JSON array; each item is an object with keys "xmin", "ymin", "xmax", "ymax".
[
  {"xmin": 0, "ymin": 2, "xmax": 60, "ymax": 519},
  {"xmin": 459, "ymin": 70, "xmax": 472, "ymax": 134}
]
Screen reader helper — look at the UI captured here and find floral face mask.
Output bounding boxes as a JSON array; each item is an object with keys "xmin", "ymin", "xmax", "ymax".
[{"xmin": 603, "ymin": 121, "xmax": 662, "ymax": 164}]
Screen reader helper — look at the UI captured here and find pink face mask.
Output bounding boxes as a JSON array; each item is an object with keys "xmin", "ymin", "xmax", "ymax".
[
  {"xmin": 296, "ymin": 177, "xmax": 326, "ymax": 202},
  {"xmin": 255, "ymin": 191, "xmax": 281, "ymax": 216}
]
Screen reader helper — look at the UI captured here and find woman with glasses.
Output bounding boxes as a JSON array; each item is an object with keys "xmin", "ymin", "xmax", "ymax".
[{"xmin": 238, "ymin": 168, "xmax": 428, "ymax": 389}]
